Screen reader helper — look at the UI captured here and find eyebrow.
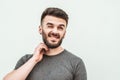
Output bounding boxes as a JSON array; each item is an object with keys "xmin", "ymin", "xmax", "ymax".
[
  {"xmin": 59, "ymin": 24, "xmax": 65, "ymax": 27},
  {"xmin": 46, "ymin": 22, "xmax": 53, "ymax": 25},
  {"xmin": 46, "ymin": 22, "xmax": 65, "ymax": 27}
]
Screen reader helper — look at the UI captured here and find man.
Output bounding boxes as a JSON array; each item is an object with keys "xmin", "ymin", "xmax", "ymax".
[{"xmin": 3, "ymin": 7, "xmax": 87, "ymax": 80}]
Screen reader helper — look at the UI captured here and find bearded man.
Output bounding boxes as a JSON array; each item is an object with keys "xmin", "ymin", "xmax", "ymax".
[{"xmin": 3, "ymin": 7, "xmax": 87, "ymax": 80}]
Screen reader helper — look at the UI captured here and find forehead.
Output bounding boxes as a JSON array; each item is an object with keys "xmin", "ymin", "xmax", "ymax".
[{"xmin": 42, "ymin": 15, "xmax": 67, "ymax": 27}]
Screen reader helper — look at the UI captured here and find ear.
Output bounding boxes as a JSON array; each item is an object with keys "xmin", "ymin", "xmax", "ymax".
[{"xmin": 39, "ymin": 25, "xmax": 42, "ymax": 35}]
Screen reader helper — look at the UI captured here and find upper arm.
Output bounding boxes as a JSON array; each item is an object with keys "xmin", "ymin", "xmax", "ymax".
[
  {"xmin": 14, "ymin": 54, "xmax": 32, "ymax": 70},
  {"xmin": 73, "ymin": 59, "xmax": 87, "ymax": 80}
]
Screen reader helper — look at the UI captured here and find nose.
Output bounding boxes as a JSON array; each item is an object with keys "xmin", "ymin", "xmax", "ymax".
[{"xmin": 52, "ymin": 27, "xmax": 58, "ymax": 33}]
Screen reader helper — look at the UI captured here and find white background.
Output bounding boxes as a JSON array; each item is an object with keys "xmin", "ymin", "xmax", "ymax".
[{"xmin": 0, "ymin": 0, "xmax": 120, "ymax": 80}]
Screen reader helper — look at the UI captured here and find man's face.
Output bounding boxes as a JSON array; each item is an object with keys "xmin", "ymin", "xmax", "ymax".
[{"xmin": 39, "ymin": 15, "xmax": 67, "ymax": 49}]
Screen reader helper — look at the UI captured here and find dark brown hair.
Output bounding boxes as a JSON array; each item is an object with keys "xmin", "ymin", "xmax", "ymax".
[{"xmin": 41, "ymin": 7, "xmax": 69, "ymax": 25}]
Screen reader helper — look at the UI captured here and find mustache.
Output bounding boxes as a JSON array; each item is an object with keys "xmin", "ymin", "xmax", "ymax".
[{"xmin": 48, "ymin": 32, "xmax": 60, "ymax": 39}]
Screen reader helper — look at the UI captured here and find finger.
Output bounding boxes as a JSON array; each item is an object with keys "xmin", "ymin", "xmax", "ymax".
[{"xmin": 40, "ymin": 43, "xmax": 48, "ymax": 51}]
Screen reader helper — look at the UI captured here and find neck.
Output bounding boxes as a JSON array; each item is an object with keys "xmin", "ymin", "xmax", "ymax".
[{"xmin": 46, "ymin": 46, "xmax": 64, "ymax": 56}]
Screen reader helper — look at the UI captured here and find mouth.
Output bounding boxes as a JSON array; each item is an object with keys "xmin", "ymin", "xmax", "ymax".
[
  {"xmin": 48, "ymin": 32, "xmax": 60, "ymax": 39},
  {"xmin": 49, "ymin": 36, "xmax": 59, "ymax": 43},
  {"xmin": 48, "ymin": 35, "xmax": 60, "ymax": 44}
]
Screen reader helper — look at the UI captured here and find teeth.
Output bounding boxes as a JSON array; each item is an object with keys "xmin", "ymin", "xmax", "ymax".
[{"xmin": 50, "ymin": 36, "xmax": 58, "ymax": 39}]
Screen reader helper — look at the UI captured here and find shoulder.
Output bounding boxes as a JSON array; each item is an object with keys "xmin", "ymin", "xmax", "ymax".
[
  {"xmin": 64, "ymin": 50, "xmax": 87, "ymax": 80},
  {"xmin": 17, "ymin": 54, "xmax": 33, "ymax": 62},
  {"xmin": 63, "ymin": 49, "xmax": 82, "ymax": 61},
  {"xmin": 63, "ymin": 49, "xmax": 86, "ymax": 72},
  {"xmin": 21, "ymin": 54, "xmax": 33, "ymax": 61},
  {"xmin": 63, "ymin": 49, "xmax": 84, "ymax": 65}
]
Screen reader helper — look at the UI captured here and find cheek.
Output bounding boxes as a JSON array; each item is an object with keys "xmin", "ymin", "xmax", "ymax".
[
  {"xmin": 60, "ymin": 32, "xmax": 66, "ymax": 38},
  {"xmin": 63, "ymin": 31, "xmax": 66, "ymax": 36},
  {"xmin": 42, "ymin": 28, "xmax": 49, "ymax": 35},
  {"xmin": 42, "ymin": 30, "xmax": 48, "ymax": 38}
]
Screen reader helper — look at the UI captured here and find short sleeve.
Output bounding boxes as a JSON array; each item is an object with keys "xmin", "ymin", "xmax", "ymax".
[
  {"xmin": 73, "ymin": 59, "xmax": 87, "ymax": 80},
  {"xmin": 14, "ymin": 54, "xmax": 32, "ymax": 70}
]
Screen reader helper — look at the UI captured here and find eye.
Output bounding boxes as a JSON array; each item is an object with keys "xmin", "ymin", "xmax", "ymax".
[
  {"xmin": 58, "ymin": 26, "xmax": 64, "ymax": 30},
  {"xmin": 46, "ymin": 23, "xmax": 54, "ymax": 28},
  {"xmin": 47, "ymin": 25, "xmax": 53, "ymax": 28}
]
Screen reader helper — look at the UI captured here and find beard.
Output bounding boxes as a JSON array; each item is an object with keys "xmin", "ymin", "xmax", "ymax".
[{"xmin": 41, "ymin": 29, "xmax": 64, "ymax": 49}]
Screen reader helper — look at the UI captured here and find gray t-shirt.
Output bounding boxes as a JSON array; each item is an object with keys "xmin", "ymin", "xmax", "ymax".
[{"xmin": 15, "ymin": 49, "xmax": 87, "ymax": 80}]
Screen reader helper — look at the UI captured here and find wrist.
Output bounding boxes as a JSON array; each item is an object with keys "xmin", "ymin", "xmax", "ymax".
[{"xmin": 29, "ymin": 57, "xmax": 39, "ymax": 64}]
